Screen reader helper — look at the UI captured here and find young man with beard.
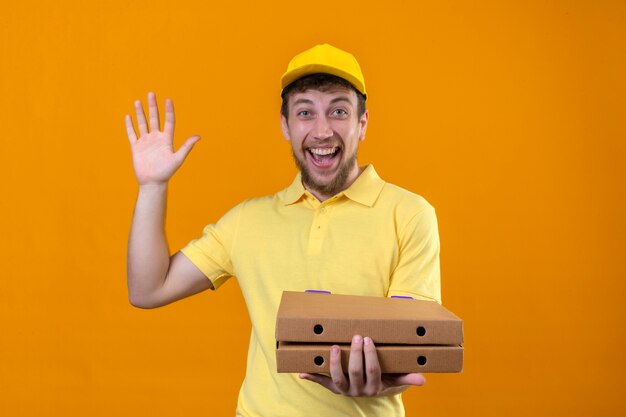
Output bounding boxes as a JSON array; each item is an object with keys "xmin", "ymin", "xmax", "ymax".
[{"xmin": 125, "ymin": 44, "xmax": 441, "ymax": 416}]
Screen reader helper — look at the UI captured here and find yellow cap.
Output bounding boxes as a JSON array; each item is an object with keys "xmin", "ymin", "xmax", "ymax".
[{"xmin": 280, "ymin": 44, "xmax": 367, "ymax": 98}]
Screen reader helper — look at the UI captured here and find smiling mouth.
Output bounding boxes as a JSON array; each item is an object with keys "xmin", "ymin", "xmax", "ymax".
[{"xmin": 307, "ymin": 147, "xmax": 341, "ymax": 168}]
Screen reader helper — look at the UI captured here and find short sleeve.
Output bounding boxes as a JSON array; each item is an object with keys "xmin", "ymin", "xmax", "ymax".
[
  {"xmin": 180, "ymin": 203, "xmax": 243, "ymax": 290},
  {"xmin": 388, "ymin": 204, "xmax": 441, "ymax": 303}
]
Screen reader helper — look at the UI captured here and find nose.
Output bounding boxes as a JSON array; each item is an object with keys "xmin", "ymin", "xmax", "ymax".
[{"xmin": 313, "ymin": 115, "xmax": 333, "ymax": 140}]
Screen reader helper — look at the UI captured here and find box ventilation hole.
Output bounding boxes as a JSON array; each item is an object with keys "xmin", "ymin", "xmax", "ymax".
[
  {"xmin": 417, "ymin": 356, "xmax": 427, "ymax": 366},
  {"xmin": 416, "ymin": 326, "xmax": 426, "ymax": 337},
  {"xmin": 313, "ymin": 324, "xmax": 324, "ymax": 335},
  {"xmin": 314, "ymin": 356, "xmax": 325, "ymax": 366}
]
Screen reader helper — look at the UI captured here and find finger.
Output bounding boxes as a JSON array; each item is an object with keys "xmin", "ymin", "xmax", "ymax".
[
  {"xmin": 148, "ymin": 92, "xmax": 160, "ymax": 132},
  {"xmin": 362, "ymin": 337, "xmax": 382, "ymax": 395},
  {"xmin": 174, "ymin": 135, "xmax": 201, "ymax": 164},
  {"xmin": 347, "ymin": 335, "xmax": 365, "ymax": 392},
  {"xmin": 329, "ymin": 345, "xmax": 349, "ymax": 394},
  {"xmin": 298, "ymin": 373, "xmax": 339, "ymax": 394},
  {"xmin": 363, "ymin": 337, "xmax": 381, "ymax": 387},
  {"xmin": 385, "ymin": 373, "xmax": 426, "ymax": 387},
  {"xmin": 163, "ymin": 98, "xmax": 175, "ymax": 137},
  {"xmin": 125, "ymin": 114, "xmax": 137, "ymax": 143},
  {"xmin": 134, "ymin": 100, "xmax": 148, "ymax": 136}
]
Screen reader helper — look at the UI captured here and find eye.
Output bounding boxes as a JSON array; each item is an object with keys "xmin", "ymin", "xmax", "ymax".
[
  {"xmin": 332, "ymin": 108, "xmax": 348, "ymax": 117},
  {"xmin": 297, "ymin": 110, "xmax": 311, "ymax": 117}
]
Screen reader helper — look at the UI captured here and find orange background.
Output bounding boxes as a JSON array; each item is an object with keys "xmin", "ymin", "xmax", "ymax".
[{"xmin": 1, "ymin": 1, "xmax": 625, "ymax": 415}]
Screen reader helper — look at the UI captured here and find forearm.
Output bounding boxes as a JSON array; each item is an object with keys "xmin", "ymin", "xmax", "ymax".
[{"xmin": 127, "ymin": 183, "xmax": 171, "ymax": 308}]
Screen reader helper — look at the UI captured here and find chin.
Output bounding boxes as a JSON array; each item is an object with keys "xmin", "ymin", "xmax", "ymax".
[{"xmin": 292, "ymin": 148, "xmax": 357, "ymax": 197}]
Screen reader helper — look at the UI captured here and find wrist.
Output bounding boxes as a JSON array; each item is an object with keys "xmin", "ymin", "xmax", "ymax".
[{"xmin": 138, "ymin": 182, "xmax": 168, "ymax": 193}]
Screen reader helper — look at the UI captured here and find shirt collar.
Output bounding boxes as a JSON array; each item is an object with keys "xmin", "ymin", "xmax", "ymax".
[
  {"xmin": 283, "ymin": 172, "xmax": 307, "ymax": 205},
  {"xmin": 282, "ymin": 164, "xmax": 385, "ymax": 207}
]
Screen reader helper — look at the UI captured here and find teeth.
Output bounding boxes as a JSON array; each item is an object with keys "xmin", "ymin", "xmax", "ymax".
[{"xmin": 309, "ymin": 147, "xmax": 338, "ymax": 156}]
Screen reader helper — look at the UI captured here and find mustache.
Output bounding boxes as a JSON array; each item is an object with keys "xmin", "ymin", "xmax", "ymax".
[{"xmin": 302, "ymin": 134, "xmax": 344, "ymax": 150}]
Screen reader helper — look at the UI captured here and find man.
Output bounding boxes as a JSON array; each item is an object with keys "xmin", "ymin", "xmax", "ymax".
[{"xmin": 125, "ymin": 44, "xmax": 441, "ymax": 416}]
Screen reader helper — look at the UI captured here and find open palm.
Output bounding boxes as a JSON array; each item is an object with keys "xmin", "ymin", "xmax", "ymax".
[{"xmin": 125, "ymin": 92, "xmax": 200, "ymax": 186}]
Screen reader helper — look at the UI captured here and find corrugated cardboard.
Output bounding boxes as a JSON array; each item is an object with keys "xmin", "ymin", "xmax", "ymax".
[
  {"xmin": 276, "ymin": 342, "xmax": 464, "ymax": 373},
  {"xmin": 275, "ymin": 291, "xmax": 463, "ymax": 345}
]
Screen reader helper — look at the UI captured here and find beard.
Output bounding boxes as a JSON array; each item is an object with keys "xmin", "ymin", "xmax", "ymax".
[{"xmin": 292, "ymin": 148, "xmax": 358, "ymax": 198}]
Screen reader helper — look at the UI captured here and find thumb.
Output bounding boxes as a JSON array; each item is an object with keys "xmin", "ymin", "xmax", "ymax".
[
  {"xmin": 390, "ymin": 373, "xmax": 426, "ymax": 387},
  {"xmin": 175, "ymin": 135, "xmax": 201, "ymax": 162}
]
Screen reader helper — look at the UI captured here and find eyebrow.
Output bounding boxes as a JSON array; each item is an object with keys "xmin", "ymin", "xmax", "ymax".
[
  {"xmin": 291, "ymin": 96, "xmax": 354, "ymax": 107},
  {"xmin": 292, "ymin": 98, "xmax": 314, "ymax": 106},
  {"xmin": 329, "ymin": 97, "xmax": 353, "ymax": 106}
]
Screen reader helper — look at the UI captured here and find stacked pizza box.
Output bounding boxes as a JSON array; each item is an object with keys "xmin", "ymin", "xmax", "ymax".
[{"xmin": 275, "ymin": 291, "xmax": 463, "ymax": 373}]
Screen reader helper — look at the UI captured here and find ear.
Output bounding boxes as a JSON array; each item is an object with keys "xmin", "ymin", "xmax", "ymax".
[
  {"xmin": 280, "ymin": 113, "xmax": 291, "ymax": 141},
  {"xmin": 358, "ymin": 110, "xmax": 369, "ymax": 141}
]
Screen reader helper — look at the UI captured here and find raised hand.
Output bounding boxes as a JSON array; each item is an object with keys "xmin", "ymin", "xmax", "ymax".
[
  {"xmin": 299, "ymin": 335, "xmax": 426, "ymax": 397},
  {"xmin": 125, "ymin": 92, "xmax": 200, "ymax": 186}
]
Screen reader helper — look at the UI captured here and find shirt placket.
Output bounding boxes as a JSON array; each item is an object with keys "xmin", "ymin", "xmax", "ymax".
[{"xmin": 307, "ymin": 197, "xmax": 336, "ymax": 256}]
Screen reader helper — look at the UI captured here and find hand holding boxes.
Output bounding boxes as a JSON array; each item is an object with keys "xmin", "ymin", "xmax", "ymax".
[{"xmin": 275, "ymin": 291, "xmax": 464, "ymax": 374}]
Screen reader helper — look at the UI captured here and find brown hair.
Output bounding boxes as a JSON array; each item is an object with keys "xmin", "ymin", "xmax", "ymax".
[{"xmin": 280, "ymin": 73, "xmax": 367, "ymax": 120}]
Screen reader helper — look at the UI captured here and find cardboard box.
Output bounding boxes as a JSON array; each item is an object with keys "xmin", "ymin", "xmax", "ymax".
[
  {"xmin": 276, "ymin": 342, "xmax": 464, "ymax": 373},
  {"xmin": 275, "ymin": 291, "xmax": 464, "ymax": 345}
]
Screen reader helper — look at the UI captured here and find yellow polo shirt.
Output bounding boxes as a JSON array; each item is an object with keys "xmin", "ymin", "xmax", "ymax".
[{"xmin": 181, "ymin": 164, "xmax": 441, "ymax": 417}]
